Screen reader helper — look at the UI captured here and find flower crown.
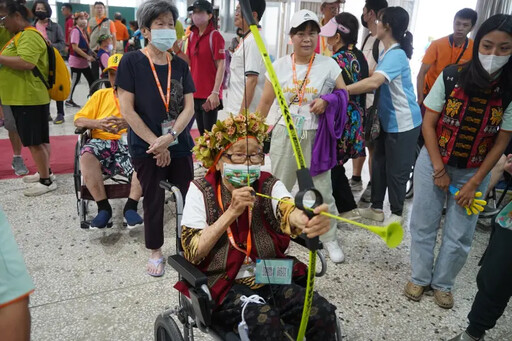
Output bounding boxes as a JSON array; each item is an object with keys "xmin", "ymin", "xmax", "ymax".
[{"xmin": 193, "ymin": 112, "xmax": 269, "ymax": 168}]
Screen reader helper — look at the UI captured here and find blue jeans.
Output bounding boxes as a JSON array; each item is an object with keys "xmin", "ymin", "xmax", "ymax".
[{"xmin": 409, "ymin": 147, "xmax": 490, "ymax": 292}]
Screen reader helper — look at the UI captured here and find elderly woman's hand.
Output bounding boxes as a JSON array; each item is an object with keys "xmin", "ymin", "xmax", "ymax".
[
  {"xmin": 226, "ymin": 186, "xmax": 256, "ymax": 217},
  {"xmin": 147, "ymin": 135, "xmax": 173, "ymax": 155},
  {"xmin": 154, "ymin": 149, "xmax": 171, "ymax": 167},
  {"xmin": 289, "ymin": 203, "xmax": 330, "ymax": 238},
  {"xmin": 309, "ymin": 98, "xmax": 328, "ymax": 115}
]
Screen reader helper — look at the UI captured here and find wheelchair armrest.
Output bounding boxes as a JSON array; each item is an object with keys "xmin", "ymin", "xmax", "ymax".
[
  {"xmin": 168, "ymin": 254, "xmax": 208, "ymax": 287},
  {"xmin": 74, "ymin": 127, "xmax": 87, "ymax": 135}
]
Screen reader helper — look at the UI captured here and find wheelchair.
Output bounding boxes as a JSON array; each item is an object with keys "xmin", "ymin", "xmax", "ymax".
[
  {"xmin": 154, "ymin": 181, "xmax": 343, "ymax": 341},
  {"xmin": 73, "ymin": 77, "xmax": 134, "ymax": 229}
]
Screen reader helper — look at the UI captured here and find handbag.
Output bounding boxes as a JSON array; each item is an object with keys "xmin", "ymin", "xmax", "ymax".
[{"xmin": 364, "ymin": 87, "xmax": 381, "ymax": 142}]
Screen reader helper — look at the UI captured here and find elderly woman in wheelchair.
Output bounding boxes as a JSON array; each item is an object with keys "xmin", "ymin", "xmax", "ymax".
[
  {"xmin": 174, "ymin": 113, "xmax": 338, "ymax": 340},
  {"xmin": 74, "ymin": 54, "xmax": 143, "ymax": 229}
]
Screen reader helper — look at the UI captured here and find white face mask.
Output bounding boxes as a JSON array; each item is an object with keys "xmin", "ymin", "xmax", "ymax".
[
  {"xmin": 478, "ymin": 53, "xmax": 511, "ymax": 75},
  {"xmin": 107, "ymin": 43, "xmax": 114, "ymax": 51}
]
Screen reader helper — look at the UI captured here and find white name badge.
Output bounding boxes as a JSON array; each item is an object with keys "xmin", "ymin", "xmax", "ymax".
[{"xmin": 255, "ymin": 258, "xmax": 293, "ymax": 285}]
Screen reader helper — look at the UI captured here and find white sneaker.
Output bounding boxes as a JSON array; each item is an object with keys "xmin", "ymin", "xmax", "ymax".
[
  {"xmin": 348, "ymin": 179, "xmax": 363, "ymax": 191},
  {"xmin": 23, "ymin": 182, "xmax": 57, "ymax": 196},
  {"xmin": 359, "ymin": 207, "xmax": 385, "ymax": 222},
  {"xmin": 23, "ymin": 172, "xmax": 57, "ymax": 183},
  {"xmin": 385, "ymin": 214, "xmax": 403, "ymax": 225},
  {"xmin": 323, "ymin": 240, "xmax": 345, "ymax": 263},
  {"xmin": 360, "ymin": 184, "xmax": 372, "ymax": 203},
  {"xmin": 339, "ymin": 208, "xmax": 361, "ymax": 221}
]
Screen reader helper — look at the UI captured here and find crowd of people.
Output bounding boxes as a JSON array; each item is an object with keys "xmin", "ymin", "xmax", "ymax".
[{"xmin": 1, "ymin": 0, "xmax": 512, "ymax": 339}]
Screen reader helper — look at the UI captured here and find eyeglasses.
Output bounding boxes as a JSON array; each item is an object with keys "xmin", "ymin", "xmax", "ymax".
[
  {"xmin": 223, "ymin": 153, "xmax": 265, "ymax": 164},
  {"xmin": 0, "ymin": 15, "xmax": 7, "ymax": 23}
]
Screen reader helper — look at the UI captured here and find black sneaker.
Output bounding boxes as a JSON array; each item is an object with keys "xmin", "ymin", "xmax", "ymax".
[
  {"xmin": 65, "ymin": 100, "xmax": 81, "ymax": 108},
  {"xmin": 48, "ymin": 114, "xmax": 53, "ymax": 121},
  {"xmin": 53, "ymin": 113, "xmax": 65, "ymax": 125}
]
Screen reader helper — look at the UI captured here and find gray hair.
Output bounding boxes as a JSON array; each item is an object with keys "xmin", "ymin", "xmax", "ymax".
[{"xmin": 137, "ymin": 0, "xmax": 178, "ymax": 29}]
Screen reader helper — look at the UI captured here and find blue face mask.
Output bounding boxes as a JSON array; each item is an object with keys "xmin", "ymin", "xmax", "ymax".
[{"xmin": 150, "ymin": 28, "xmax": 177, "ymax": 52}]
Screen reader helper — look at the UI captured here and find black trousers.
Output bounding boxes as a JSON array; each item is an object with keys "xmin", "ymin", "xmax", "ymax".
[
  {"xmin": 69, "ymin": 67, "xmax": 95, "ymax": 101},
  {"xmin": 466, "ymin": 224, "xmax": 512, "ymax": 338},
  {"xmin": 213, "ymin": 283, "xmax": 337, "ymax": 341},
  {"xmin": 91, "ymin": 60, "xmax": 100, "ymax": 82},
  {"xmin": 192, "ymin": 98, "xmax": 218, "ymax": 136},
  {"xmin": 331, "ymin": 164, "xmax": 357, "ymax": 213},
  {"xmin": 55, "ymin": 101, "xmax": 64, "ymax": 115},
  {"xmin": 132, "ymin": 155, "xmax": 193, "ymax": 250}
]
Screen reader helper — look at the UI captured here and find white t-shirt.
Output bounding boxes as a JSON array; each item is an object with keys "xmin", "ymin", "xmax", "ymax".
[
  {"xmin": 266, "ymin": 54, "xmax": 341, "ymax": 130},
  {"xmin": 181, "ymin": 179, "xmax": 292, "ymax": 229},
  {"xmin": 360, "ymin": 33, "xmax": 385, "ymax": 109},
  {"xmin": 225, "ymin": 33, "xmax": 266, "ymax": 115}
]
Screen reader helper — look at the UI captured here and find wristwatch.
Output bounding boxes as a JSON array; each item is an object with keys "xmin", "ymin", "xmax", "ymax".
[{"xmin": 168, "ymin": 129, "xmax": 178, "ymax": 141}]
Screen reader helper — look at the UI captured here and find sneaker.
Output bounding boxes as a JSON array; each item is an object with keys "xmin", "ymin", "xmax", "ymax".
[
  {"xmin": 339, "ymin": 208, "xmax": 361, "ymax": 221},
  {"xmin": 53, "ymin": 113, "xmax": 65, "ymax": 124},
  {"xmin": 90, "ymin": 210, "xmax": 113, "ymax": 229},
  {"xmin": 124, "ymin": 209, "xmax": 143, "ymax": 229},
  {"xmin": 404, "ymin": 281, "xmax": 429, "ymax": 302},
  {"xmin": 23, "ymin": 172, "xmax": 57, "ymax": 183},
  {"xmin": 359, "ymin": 207, "xmax": 385, "ymax": 222},
  {"xmin": 48, "ymin": 114, "xmax": 52, "ymax": 122},
  {"xmin": 360, "ymin": 184, "xmax": 372, "ymax": 203},
  {"xmin": 323, "ymin": 240, "xmax": 345, "ymax": 263},
  {"xmin": 65, "ymin": 100, "xmax": 81, "ymax": 108},
  {"xmin": 23, "ymin": 182, "xmax": 57, "ymax": 196},
  {"xmin": 434, "ymin": 289, "xmax": 454, "ymax": 309},
  {"xmin": 348, "ymin": 179, "xmax": 363, "ymax": 191},
  {"xmin": 448, "ymin": 331, "xmax": 485, "ymax": 341},
  {"xmin": 11, "ymin": 156, "xmax": 29, "ymax": 176},
  {"xmin": 385, "ymin": 213, "xmax": 402, "ymax": 225}
]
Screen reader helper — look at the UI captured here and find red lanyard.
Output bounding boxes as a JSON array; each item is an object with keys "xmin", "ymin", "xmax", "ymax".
[
  {"xmin": 216, "ymin": 183, "xmax": 253, "ymax": 264},
  {"xmin": 291, "ymin": 53, "xmax": 315, "ymax": 106},
  {"xmin": 143, "ymin": 48, "xmax": 172, "ymax": 115}
]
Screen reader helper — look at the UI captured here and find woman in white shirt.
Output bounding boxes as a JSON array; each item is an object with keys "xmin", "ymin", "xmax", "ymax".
[{"xmin": 257, "ymin": 9, "xmax": 346, "ymax": 263}]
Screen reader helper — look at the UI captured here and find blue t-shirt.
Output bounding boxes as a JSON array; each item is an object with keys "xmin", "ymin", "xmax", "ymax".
[
  {"xmin": 375, "ymin": 44, "xmax": 422, "ymax": 133},
  {"xmin": 116, "ymin": 51, "xmax": 196, "ymax": 159}
]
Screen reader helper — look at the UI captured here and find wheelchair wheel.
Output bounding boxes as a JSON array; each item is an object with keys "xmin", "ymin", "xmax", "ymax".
[
  {"xmin": 88, "ymin": 78, "xmax": 111, "ymax": 98},
  {"xmin": 405, "ymin": 143, "xmax": 422, "ymax": 199},
  {"xmin": 154, "ymin": 313, "xmax": 184, "ymax": 341}
]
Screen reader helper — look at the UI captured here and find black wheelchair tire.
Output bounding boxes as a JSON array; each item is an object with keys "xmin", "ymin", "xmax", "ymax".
[
  {"xmin": 154, "ymin": 314, "xmax": 184, "ymax": 341},
  {"xmin": 88, "ymin": 78, "xmax": 111, "ymax": 98}
]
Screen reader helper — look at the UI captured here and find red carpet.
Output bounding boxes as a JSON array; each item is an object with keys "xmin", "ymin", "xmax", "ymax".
[{"xmin": 0, "ymin": 129, "xmax": 202, "ymax": 180}]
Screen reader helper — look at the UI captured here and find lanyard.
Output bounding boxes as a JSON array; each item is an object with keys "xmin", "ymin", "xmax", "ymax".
[
  {"xmin": 291, "ymin": 53, "xmax": 315, "ymax": 106},
  {"xmin": 142, "ymin": 48, "xmax": 172, "ymax": 116},
  {"xmin": 216, "ymin": 183, "xmax": 253, "ymax": 264}
]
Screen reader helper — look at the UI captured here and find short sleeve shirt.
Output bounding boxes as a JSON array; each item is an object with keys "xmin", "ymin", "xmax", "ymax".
[
  {"xmin": 424, "ymin": 71, "xmax": 512, "ymax": 132},
  {"xmin": 422, "ymin": 35, "xmax": 473, "ymax": 95},
  {"xmin": 266, "ymin": 54, "xmax": 341, "ymax": 130},
  {"xmin": 186, "ymin": 24, "xmax": 225, "ymax": 99},
  {"xmin": 74, "ymin": 88, "xmax": 126, "ymax": 140},
  {"xmin": 68, "ymin": 28, "xmax": 90, "ymax": 69},
  {"xmin": 0, "ymin": 206, "xmax": 35, "ymax": 307},
  {"xmin": 115, "ymin": 51, "xmax": 196, "ymax": 159},
  {"xmin": 0, "ymin": 29, "xmax": 50, "ymax": 106},
  {"xmin": 360, "ymin": 34, "xmax": 385, "ymax": 109},
  {"xmin": 225, "ymin": 32, "xmax": 266, "ymax": 114},
  {"xmin": 374, "ymin": 44, "xmax": 422, "ymax": 133}
]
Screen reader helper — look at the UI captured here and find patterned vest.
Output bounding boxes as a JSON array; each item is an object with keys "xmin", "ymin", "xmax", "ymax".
[
  {"xmin": 174, "ymin": 171, "xmax": 306, "ymax": 305},
  {"xmin": 69, "ymin": 27, "xmax": 90, "ymax": 58},
  {"xmin": 437, "ymin": 68, "xmax": 507, "ymax": 169},
  {"xmin": 89, "ymin": 17, "xmax": 111, "ymax": 51}
]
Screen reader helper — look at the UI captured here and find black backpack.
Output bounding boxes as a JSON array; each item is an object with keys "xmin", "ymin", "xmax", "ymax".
[{"xmin": 362, "ymin": 33, "xmax": 380, "ymax": 64}]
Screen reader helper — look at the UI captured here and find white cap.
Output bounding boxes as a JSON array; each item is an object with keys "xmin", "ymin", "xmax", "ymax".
[{"xmin": 289, "ymin": 9, "xmax": 320, "ymax": 29}]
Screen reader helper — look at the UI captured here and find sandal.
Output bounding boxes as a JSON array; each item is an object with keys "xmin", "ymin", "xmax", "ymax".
[
  {"xmin": 434, "ymin": 289, "xmax": 454, "ymax": 309},
  {"xmin": 404, "ymin": 281, "xmax": 428, "ymax": 301},
  {"xmin": 147, "ymin": 257, "xmax": 165, "ymax": 277}
]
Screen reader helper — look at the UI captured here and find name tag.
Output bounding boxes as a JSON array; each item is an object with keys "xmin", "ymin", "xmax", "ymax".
[
  {"xmin": 255, "ymin": 259, "xmax": 293, "ymax": 285},
  {"xmin": 161, "ymin": 119, "xmax": 178, "ymax": 146}
]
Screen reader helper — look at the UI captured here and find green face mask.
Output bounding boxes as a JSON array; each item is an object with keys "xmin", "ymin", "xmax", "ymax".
[{"xmin": 222, "ymin": 164, "xmax": 261, "ymax": 187}]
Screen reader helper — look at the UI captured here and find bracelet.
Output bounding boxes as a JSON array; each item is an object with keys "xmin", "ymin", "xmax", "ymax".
[
  {"xmin": 211, "ymin": 90, "xmax": 220, "ymax": 95},
  {"xmin": 432, "ymin": 168, "xmax": 447, "ymax": 179}
]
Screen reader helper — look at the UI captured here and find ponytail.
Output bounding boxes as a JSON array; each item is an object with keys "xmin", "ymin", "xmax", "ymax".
[{"xmin": 399, "ymin": 31, "xmax": 413, "ymax": 59}]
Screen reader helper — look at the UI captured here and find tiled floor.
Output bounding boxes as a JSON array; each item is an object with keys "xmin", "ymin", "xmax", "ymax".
[{"xmin": 1, "ymin": 81, "xmax": 511, "ymax": 340}]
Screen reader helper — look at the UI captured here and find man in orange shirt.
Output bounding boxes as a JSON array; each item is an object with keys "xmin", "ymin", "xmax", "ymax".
[
  {"xmin": 417, "ymin": 8, "xmax": 477, "ymax": 108},
  {"xmin": 88, "ymin": 1, "xmax": 117, "ymax": 80},
  {"xmin": 113, "ymin": 12, "xmax": 129, "ymax": 53}
]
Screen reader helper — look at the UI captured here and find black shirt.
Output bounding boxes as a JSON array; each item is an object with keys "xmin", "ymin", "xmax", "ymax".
[{"xmin": 116, "ymin": 50, "xmax": 196, "ymax": 159}]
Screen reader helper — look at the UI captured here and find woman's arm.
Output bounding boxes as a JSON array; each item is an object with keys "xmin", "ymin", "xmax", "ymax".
[
  {"xmin": 72, "ymin": 43, "xmax": 93, "ymax": 60},
  {"xmin": 0, "ymin": 56, "xmax": 35, "ymax": 70},
  {"xmin": 346, "ymin": 72, "xmax": 386, "ymax": 96},
  {"xmin": 52, "ymin": 22, "xmax": 66, "ymax": 53},
  {"xmin": 422, "ymin": 109, "xmax": 451, "ymax": 192},
  {"xmin": 255, "ymin": 79, "xmax": 276, "ymax": 118}
]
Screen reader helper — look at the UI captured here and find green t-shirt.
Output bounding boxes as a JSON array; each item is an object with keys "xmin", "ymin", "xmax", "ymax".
[
  {"xmin": 175, "ymin": 20, "xmax": 184, "ymax": 40},
  {"xmin": 0, "ymin": 27, "xmax": 13, "ymax": 50},
  {"xmin": 0, "ymin": 29, "xmax": 50, "ymax": 106}
]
